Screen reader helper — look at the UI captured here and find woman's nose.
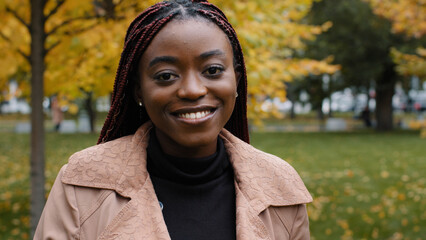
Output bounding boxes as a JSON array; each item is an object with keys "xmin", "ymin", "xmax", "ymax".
[{"xmin": 177, "ymin": 73, "xmax": 207, "ymax": 100}]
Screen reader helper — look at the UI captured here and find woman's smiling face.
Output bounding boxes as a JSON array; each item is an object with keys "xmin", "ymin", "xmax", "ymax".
[{"xmin": 136, "ymin": 19, "xmax": 238, "ymax": 158}]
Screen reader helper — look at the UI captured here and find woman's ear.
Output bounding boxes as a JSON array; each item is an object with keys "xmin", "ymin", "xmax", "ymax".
[
  {"xmin": 234, "ymin": 64, "xmax": 242, "ymax": 86},
  {"xmin": 133, "ymin": 75, "xmax": 143, "ymax": 104},
  {"xmin": 134, "ymin": 89, "xmax": 143, "ymax": 105}
]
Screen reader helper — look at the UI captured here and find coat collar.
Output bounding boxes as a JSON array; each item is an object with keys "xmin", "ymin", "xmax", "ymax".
[
  {"xmin": 62, "ymin": 122, "xmax": 152, "ymax": 199},
  {"xmin": 219, "ymin": 129, "xmax": 312, "ymax": 213},
  {"xmin": 62, "ymin": 121, "xmax": 312, "ymax": 239}
]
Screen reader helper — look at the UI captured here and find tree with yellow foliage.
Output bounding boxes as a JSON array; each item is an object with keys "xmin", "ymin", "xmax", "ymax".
[
  {"xmin": 0, "ymin": 0, "xmax": 112, "ymax": 236},
  {"xmin": 367, "ymin": 0, "xmax": 425, "ymax": 137},
  {"xmin": 44, "ymin": 1, "xmax": 157, "ymax": 131},
  {"xmin": 366, "ymin": 0, "xmax": 425, "ymax": 80},
  {"xmin": 215, "ymin": 0, "xmax": 340, "ymax": 122},
  {"xmin": 366, "ymin": 0, "xmax": 425, "ymax": 38},
  {"xmin": 391, "ymin": 47, "xmax": 426, "ymax": 80}
]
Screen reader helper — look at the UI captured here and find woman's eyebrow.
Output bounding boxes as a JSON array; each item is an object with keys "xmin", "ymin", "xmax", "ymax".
[
  {"xmin": 199, "ymin": 49, "xmax": 225, "ymax": 59},
  {"xmin": 149, "ymin": 56, "xmax": 178, "ymax": 67}
]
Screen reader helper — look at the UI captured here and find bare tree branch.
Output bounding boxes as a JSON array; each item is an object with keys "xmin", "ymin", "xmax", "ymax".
[
  {"xmin": 45, "ymin": 21, "xmax": 98, "ymax": 55},
  {"xmin": 116, "ymin": 0, "xmax": 124, "ymax": 7},
  {"xmin": 5, "ymin": 5, "xmax": 30, "ymax": 30},
  {"xmin": 62, "ymin": 23, "xmax": 98, "ymax": 36},
  {"xmin": 45, "ymin": 0, "xmax": 66, "ymax": 21},
  {"xmin": 46, "ymin": 15, "xmax": 97, "ymax": 36},
  {"xmin": 45, "ymin": 40, "xmax": 61, "ymax": 55},
  {"xmin": 0, "ymin": 31, "xmax": 30, "ymax": 62}
]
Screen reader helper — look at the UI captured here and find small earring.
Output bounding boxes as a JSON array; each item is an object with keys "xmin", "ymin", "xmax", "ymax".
[
  {"xmin": 235, "ymin": 92, "xmax": 238, "ymax": 98},
  {"xmin": 138, "ymin": 101, "xmax": 143, "ymax": 120}
]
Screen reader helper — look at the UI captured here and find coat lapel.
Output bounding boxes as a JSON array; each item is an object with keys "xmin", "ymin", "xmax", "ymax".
[
  {"xmin": 220, "ymin": 129, "xmax": 312, "ymax": 210},
  {"xmin": 98, "ymin": 177, "xmax": 171, "ymax": 240},
  {"xmin": 235, "ymin": 183, "xmax": 271, "ymax": 240},
  {"xmin": 221, "ymin": 128, "xmax": 312, "ymax": 240}
]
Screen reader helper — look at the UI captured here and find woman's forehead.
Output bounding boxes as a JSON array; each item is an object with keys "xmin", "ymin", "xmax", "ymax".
[
  {"xmin": 140, "ymin": 19, "xmax": 233, "ymax": 62},
  {"xmin": 155, "ymin": 18, "xmax": 225, "ymax": 42}
]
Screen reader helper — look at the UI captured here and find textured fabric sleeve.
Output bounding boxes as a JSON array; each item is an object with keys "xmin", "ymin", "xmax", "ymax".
[
  {"xmin": 260, "ymin": 204, "xmax": 310, "ymax": 240},
  {"xmin": 34, "ymin": 165, "xmax": 81, "ymax": 240},
  {"xmin": 289, "ymin": 204, "xmax": 310, "ymax": 240}
]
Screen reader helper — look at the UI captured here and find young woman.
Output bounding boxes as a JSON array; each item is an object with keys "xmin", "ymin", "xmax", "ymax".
[{"xmin": 35, "ymin": 0, "xmax": 312, "ymax": 239}]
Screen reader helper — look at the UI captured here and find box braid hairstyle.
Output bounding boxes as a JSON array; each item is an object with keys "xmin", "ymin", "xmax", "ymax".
[{"xmin": 98, "ymin": 0, "xmax": 249, "ymax": 144}]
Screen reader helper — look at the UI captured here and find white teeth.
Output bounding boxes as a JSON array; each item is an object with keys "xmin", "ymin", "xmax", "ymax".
[{"xmin": 179, "ymin": 111, "xmax": 211, "ymax": 120}]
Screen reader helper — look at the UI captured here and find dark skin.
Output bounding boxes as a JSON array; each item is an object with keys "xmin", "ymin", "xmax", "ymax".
[{"xmin": 135, "ymin": 19, "xmax": 238, "ymax": 158}]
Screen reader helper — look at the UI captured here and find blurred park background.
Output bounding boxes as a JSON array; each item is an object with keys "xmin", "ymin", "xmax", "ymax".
[{"xmin": 0, "ymin": 0, "xmax": 425, "ymax": 239}]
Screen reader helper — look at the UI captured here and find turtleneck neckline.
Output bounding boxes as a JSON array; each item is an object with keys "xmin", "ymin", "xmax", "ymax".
[{"xmin": 147, "ymin": 131, "xmax": 230, "ymax": 185}]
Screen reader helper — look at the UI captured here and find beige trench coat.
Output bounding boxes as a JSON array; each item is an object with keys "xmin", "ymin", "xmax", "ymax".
[{"xmin": 35, "ymin": 122, "xmax": 313, "ymax": 239}]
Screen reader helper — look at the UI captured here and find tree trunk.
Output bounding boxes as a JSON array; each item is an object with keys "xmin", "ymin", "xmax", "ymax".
[
  {"xmin": 285, "ymin": 83, "xmax": 297, "ymax": 119},
  {"xmin": 85, "ymin": 91, "xmax": 96, "ymax": 133},
  {"xmin": 314, "ymin": 93, "xmax": 325, "ymax": 120},
  {"xmin": 30, "ymin": 0, "xmax": 46, "ymax": 237},
  {"xmin": 375, "ymin": 63, "xmax": 397, "ymax": 131},
  {"xmin": 288, "ymin": 93, "xmax": 296, "ymax": 119},
  {"xmin": 290, "ymin": 102, "xmax": 296, "ymax": 119},
  {"xmin": 317, "ymin": 107, "xmax": 324, "ymax": 120}
]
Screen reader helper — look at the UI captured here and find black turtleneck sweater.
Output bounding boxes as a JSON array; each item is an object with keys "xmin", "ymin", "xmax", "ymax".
[{"xmin": 147, "ymin": 132, "xmax": 236, "ymax": 240}]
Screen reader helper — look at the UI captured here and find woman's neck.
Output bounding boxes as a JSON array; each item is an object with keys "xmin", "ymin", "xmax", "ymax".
[
  {"xmin": 147, "ymin": 131, "xmax": 229, "ymax": 185},
  {"xmin": 154, "ymin": 127, "xmax": 218, "ymax": 158}
]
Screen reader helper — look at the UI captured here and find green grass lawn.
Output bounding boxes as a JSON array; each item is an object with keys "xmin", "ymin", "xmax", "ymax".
[
  {"xmin": 251, "ymin": 130, "xmax": 426, "ymax": 240},
  {"xmin": 1, "ymin": 130, "xmax": 425, "ymax": 239}
]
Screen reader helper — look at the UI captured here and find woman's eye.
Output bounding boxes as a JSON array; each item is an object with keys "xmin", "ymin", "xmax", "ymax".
[
  {"xmin": 154, "ymin": 72, "xmax": 176, "ymax": 81},
  {"xmin": 204, "ymin": 66, "xmax": 223, "ymax": 76}
]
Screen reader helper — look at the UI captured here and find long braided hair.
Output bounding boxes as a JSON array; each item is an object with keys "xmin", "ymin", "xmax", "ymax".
[{"xmin": 98, "ymin": 0, "xmax": 249, "ymax": 144}]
